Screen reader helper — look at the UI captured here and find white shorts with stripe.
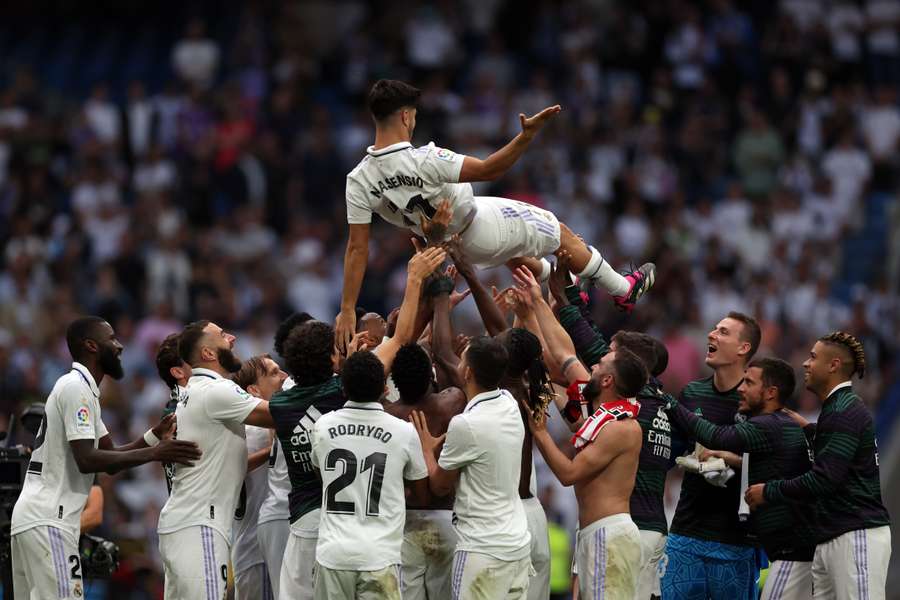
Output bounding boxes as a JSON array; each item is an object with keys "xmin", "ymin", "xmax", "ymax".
[
  {"xmin": 159, "ymin": 525, "xmax": 229, "ymax": 600},
  {"xmin": 235, "ymin": 562, "xmax": 275, "ymax": 600},
  {"xmin": 575, "ymin": 513, "xmax": 642, "ymax": 600},
  {"xmin": 451, "ymin": 551, "xmax": 531, "ymax": 600},
  {"xmin": 313, "ymin": 563, "xmax": 402, "ymax": 600},
  {"xmin": 12, "ymin": 525, "xmax": 82, "ymax": 600},
  {"xmin": 401, "ymin": 509, "xmax": 457, "ymax": 600},
  {"xmin": 461, "ymin": 197, "xmax": 561, "ymax": 268},
  {"xmin": 523, "ymin": 497, "xmax": 551, "ymax": 600},
  {"xmin": 279, "ymin": 509, "xmax": 320, "ymax": 600},
  {"xmin": 257, "ymin": 519, "xmax": 290, "ymax": 600},
  {"xmin": 761, "ymin": 560, "xmax": 812, "ymax": 600},
  {"xmin": 636, "ymin": 530, "xmax": 666, "ymax": 600},
  {"xmin": 812, "ymin": 526, "xmax": 891, "ymax": 600}
]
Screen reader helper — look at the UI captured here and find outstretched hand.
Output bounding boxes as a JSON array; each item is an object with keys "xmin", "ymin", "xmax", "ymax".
[
  {"xmin": 420, "ymin": 199, "xmax": 453, "ymax": 243},
  {"xmin": 512, "ymin": 266, "xmax": 543, "ymax": 302},
  {"xmin": 335, "ymin": 310, "xmax": 357, "ymax": 356},
  {"xmin": 153, "ymin": 439, "xmax": 202, "ymax": 466},
  {"xmin": 152, "ymin": 413, "xmax": 177, "ymax": 441},
  {"xmin": 520, "ymin": 105, "xmax": 562, "ymax": 140},
  {"xmin": 408, "ymin": 246, "xmax": 447, "ymax": 282},
  {"xmin": 410, "ymin": 410, "xmax": 445, "ymax": 455},
  {"xmin": 548, "ymin": 251, "xmax": 572, "ymax": 307}
]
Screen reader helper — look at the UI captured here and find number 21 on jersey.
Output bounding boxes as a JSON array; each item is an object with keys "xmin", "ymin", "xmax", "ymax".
[{"xmin": 324, "ymin": 449, "xmax": 387, "ymax": 516}]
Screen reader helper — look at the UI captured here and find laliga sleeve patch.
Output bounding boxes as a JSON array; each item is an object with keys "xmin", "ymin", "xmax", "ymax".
[
  {"xmin": 74, "ymin": 405, "xmax": 92, "ymax": 433},
  {"xmin": 434, "ymin": 147, "xmax": 456, "ymax": 162}
]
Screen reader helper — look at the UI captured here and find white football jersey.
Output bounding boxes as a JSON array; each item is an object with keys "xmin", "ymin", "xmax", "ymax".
[
  {"xmin": 158, "ymin": 368, "xmax": 261, "ymax": 542},
  {"xmin": 231, "ymin": 425, "xmax": 271, "ymax": 573},
  {"xmin": 311, "ymin": 401, "xmax": 428, "ymax": 571},
  {"xmin": 438, "ymin": 389, "xmax": 531, "ymax": 561},
  {"xmin": 11, "ymin": 363, "xmax": 109, "ymax": 540},
  {"xmin": 346, "ymin": 141, "xmax": 475, "ymax": 236},
  {"xmin": 257, "ymin": 377, "xmax": 293, "ymax": 525}
]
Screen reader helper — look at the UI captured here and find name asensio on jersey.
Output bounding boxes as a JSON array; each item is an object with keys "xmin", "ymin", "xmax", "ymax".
[
  {"xmin": 369, "ymin": 173, "xmax": 424, "ymax": 198},
  {"xmin": 327, "ymin": 423, "xmax": 393, "ymax": 443}
]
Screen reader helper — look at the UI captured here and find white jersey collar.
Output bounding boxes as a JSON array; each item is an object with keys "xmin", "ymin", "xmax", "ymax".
[
  {"xmin": 343, "ymin": 400, "xmax": 385, "ymax": 411},
  {"xmin": 191, "ymin": 367, "xmax": 225, "ymax": 381},
  {"xmin": 826, "ymin": 381, "xmax": 853, "ymax": 399},
  {"xmin": 465, "ymin": 389, "xmax": 505, "ymax": 412},
  {"xmin": 71, "ymin": 362, "xmax": 100, "ymax": 399},
  {"xmin": 366, "ymin": 141, "xmax": 412, "ymax": 157}
]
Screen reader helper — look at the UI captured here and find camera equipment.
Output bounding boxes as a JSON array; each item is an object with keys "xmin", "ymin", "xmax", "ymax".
[
  {"xmin": 79, "ymin": 534, "xmax": 120, "ymax": 579},
  {"xmin": 0, "ymin": 404, "xmax": 44, "ymax": 600},
  {"xmin": 0, "ymin": 404, "xmax": 119, "ymax": 599}
]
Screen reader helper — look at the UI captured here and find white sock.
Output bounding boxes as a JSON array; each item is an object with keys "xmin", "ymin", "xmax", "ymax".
[
  {"xmin": 577, "ymin": 247, "xmax": 630, "ymax": 296},
  {"xmin": 538, "ymin": 258, "xmax": 552, "ymax": 282}
]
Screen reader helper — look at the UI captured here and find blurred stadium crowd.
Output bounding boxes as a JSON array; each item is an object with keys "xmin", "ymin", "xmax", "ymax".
[{"xmin": 0, "ymin": 0, "xmax": 898, "ymax": 595}]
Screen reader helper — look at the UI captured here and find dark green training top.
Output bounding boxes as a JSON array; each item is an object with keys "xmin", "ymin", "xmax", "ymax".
[
  {"xmin": 670, "ymin": 403, "xmax": 816, "ymax": 560},
  {"xmin": 764, "ymin": 385, "xmax": 890, "ymax": 544},
  {"xmin": 270, "ymin": 376, "xmax": 346, "ymax": 523},
  {"xmin": 670, "ymin": 376, "xmax": 751, "ymax": 546}
]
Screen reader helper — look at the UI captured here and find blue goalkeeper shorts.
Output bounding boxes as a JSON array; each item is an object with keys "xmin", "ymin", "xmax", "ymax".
[{"xmin": 660, "ymin": 534, "xmax": 758, "ymax": 600}]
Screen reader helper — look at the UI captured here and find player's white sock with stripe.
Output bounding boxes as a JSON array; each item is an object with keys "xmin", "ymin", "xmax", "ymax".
[
  {"xmin": 538, "ymin": 258, "xmax": 552, "ymax": 283},
  {"xmin": 577, "ymin": 247, "xmax": 630, "ymax": 296}
]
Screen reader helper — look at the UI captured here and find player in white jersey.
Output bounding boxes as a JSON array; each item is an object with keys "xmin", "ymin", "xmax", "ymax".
[
  {"xmin": 232, "ymin": 355, "xmax": 290, "ymax": 600},
  {"xmin": 11, "ymin": 316, "xmax": 201, "ymax": 600},
  {"xmin": 310, "ymin": 350, "xmax": 430, "ymax": 600},
  {"xmin": 158, "ymin": 320, "xmax": 276, "ymax": 600},
  {"xmin": 335, "ymin": 78, "xmax": 656, "ymax": 350},
  {"xmin": 256, "ymin": 312, "xmax": 314, "ymax": 598},
  {"xmin": 413, "ymin": 336, "xmax": 532, "ymax": 600}
]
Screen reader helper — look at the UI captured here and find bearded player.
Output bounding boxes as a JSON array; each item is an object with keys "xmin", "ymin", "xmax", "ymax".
[
  {"xmin": 525, "ymin": 348, "xmax": 647, "ymax": 599},
  {"xmin": 335, "ymin": 79, "xmax": 656, "ymax": 350},
  {"xmin": 11, "ymin": 317, "xmax": 200, "ymax": 599}
]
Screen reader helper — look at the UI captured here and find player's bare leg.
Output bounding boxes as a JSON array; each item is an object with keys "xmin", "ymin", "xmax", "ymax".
[{"xmin": 507, "ymin": 223, "xmax": 656, "ymax": 313}]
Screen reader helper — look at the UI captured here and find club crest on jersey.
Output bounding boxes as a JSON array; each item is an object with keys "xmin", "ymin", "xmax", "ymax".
[
  {"xmin": 435, "ymin": 147, "xmax": 455, "ymax": 161},
  {"xmin": 75, "ymin": 406, "xmax": 91, "ymax": 433}
]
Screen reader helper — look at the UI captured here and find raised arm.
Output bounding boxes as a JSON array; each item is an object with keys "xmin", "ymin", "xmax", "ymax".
[
  {"xmin": 446, "ymin": 236, "xmax": 508, "ymax": 336},
  {"xmin": 549, "ymin": 253, "xmax": 610, "ymax": 367},
  {"xmin": 336, "ymin": 222, "xmax": 372, "ymax": 353},
  {"xmin": 513, "ymin": 267, "xmax": 590, "ymax": 384},
  {"xmin": 458, "ymin": 106, "xmax": 561, "ymax": 182},
  {"xmin": 429, "ymin": 276, "xmax": 465, "ymax": 390},
  {"xmin": 375, "ymin": 246, "xmax": 446, "ymax": 373}
]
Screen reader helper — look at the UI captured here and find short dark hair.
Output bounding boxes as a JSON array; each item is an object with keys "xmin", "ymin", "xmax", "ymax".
[
  {"xmin": 178, "ymin": 320, "xmax": 211, "ymax": 366},
  {"xmin": 747, "ymin": 357, "xmax": 796, "ymax": 403},
  {"xmin": 650, "ymin": 337, "xmax": 668, "ymax": 377},
  {"xmin": 233, "ymin": 354, "xmax": 273, "ymax": 391},
  {"xmin": 818, "ymin": 331, "xmax": 867, "ymax": 379},
  {"xmin": 611, "ymin": 331, "xmax": 657, "ymax": 375},
  {"xmin": 274, "ymin": 312, "xmax": 312, "ymax": 359},
  {"xmin": 368, "ymin": 79, "xmax": 421, "ymax": 121},
  {"xmin": 465, "ymin": 335, "xmax": 509, "ymax": 390},
  {"xmin": 155, "ymin": 333, "xmax": 183, "ymax": 389},
  {"xmin": 391, "ymin": 343, "xmax": 433, "ymax": 400},
  {"xmin": 283, "ymin": 321, "xmax": 334, "ymax": 386},
  {"xmin": 610, "ymin": 348, "xmax": 648, "ymax": 398},
  {"xmin": 66, "ymin": 316, "xmax": 108, "ymax": 361},
  {"xmin": 727, "ymin": 311, "xmax": 761, "ymax": 362},
  {"xmin": 341, "ymin": 351, "xmax": 386, "ymax": 403}
]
